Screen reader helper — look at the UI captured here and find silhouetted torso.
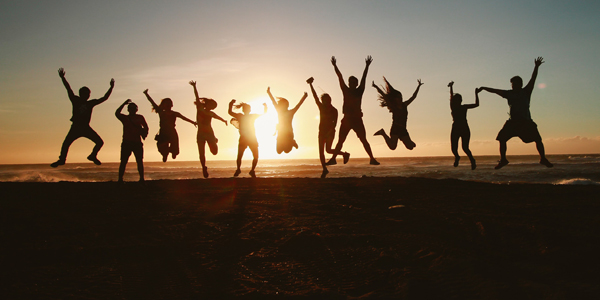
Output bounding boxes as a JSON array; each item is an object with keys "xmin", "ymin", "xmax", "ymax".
[
  {"xmin": 451, "ymin": 106, "xmax": 469, "ymax": 125},
  {"xmin": 391, "ymin": 104, "xmax": 408, "ymax": 129},
  {"xmin": 70, "ymin": 98, "xmax": 101, "ymax": 125},
  {"xmin": 342, "ymin": 86, "xmax": 365, "ymax": 117},
  {"xmin": 117, "ymin": 114, "xmax": 147, "ymax": 143},
  {"xmin": 319, "ymin": 105, "xmax": 338, "ymax": 134},
  {"xmin": 498, "ymin": 83, "xmax": 535, "ymax": 121}
]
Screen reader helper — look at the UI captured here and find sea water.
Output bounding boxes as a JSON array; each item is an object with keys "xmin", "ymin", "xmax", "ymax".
[{"xmin": 1, "ymin": 154, "xmax": 599, "ymax": 185}]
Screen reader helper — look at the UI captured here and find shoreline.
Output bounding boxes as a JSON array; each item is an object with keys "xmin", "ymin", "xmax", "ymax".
[{"xmin": 2, "ymin": 177, "xmax": 600, "ymax": 298}]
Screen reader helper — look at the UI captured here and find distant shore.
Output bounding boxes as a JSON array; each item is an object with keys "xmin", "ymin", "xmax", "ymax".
[{"xmin": 2, "ymin": 177, "xmax": 599, "ymax": 298}]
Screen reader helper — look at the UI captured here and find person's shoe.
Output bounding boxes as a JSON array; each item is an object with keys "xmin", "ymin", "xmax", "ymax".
[
  {"xmin": 162, "ymin": 154, "xmax": 168, "ymax": 162},
  {"xmin": 370, "ymin": 158, "xmax": 380, "ymax": 165},
  {"xmin": 454, "ymin": 157, "xmax": 460, "ymax": 167},
  {"xmin": 249, "ymin": 170, "xmax": 256, "ymax": 178},
  {"xmin": 326, "ymin": 158, "xmax": 337, "ymax": 165},
  {"xmin": 50, "ymin": 159, "xmax": 65, "ymax": 168},
  {"xmin": 202, "ymin": 166, "xmax": 209, "ymax": 178},
  {"xmin": 342, "ymin": 152, "xmax": 350, "ymax": 164},
  {"xmin": 494, "ymin": 159, "xmax": 509, "ymax": 169},
  {"xmin": 540, "ymin": 158, "xmax": 554, "ymax": 168},
  {"xmin": 321, "ymin": 168, "xmax": 329, "ymax": 178},
  {"xmin": 172, "ymin": 153, "xmax": 177, "ymax": 159},
  {"xmin": 470, "ymin": 160, "xmax": 477, "ymax": 170},
  {"xmin": 87, "ymin": 155, "xmax": 101, "ymax": 165},
  {"xmin": 374, "ymin": 129, "xmax": 385, "ymax": 136},
  {"xmin": 233, "ymin": 169, "xmax": 241, "ymax": 177},
  {"xmin": 292, "ymin": 140, "xmax": 298, "ymax": 149}
]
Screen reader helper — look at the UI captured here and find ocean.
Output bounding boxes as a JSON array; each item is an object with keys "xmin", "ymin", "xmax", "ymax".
[{"xmin": 2, "ymin": 154, "xmax": 599, "ymax": 185}]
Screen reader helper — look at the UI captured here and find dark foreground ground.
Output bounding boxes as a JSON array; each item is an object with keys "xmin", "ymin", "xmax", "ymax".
[{"xmin": 1, "ymin": 177, "xmax": 599, "ymax": 299}]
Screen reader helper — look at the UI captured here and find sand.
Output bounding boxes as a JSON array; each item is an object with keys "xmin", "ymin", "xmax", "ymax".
[{"xmin": 1, "ymin": 177, "xmax": 599, "ymax": 299}]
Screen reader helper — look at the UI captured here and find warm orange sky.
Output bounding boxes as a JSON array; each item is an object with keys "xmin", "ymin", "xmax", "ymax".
[{"xmin": 1, "ymin": 1, "xmax": 599, "ymax": 165}]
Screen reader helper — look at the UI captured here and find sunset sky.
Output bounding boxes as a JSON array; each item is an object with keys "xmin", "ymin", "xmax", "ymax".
[{"xmin": 1, "ymin": 0, "xmax": 599, "ymax": 165}]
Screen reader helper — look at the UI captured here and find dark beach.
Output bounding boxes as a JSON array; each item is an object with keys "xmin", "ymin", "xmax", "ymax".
[{"xmin": 1, "ymin": 177, "xmax": 599, "ymax": 299}]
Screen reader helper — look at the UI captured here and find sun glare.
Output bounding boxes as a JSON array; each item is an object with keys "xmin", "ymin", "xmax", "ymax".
[{"xmin": 249, "ymin": 97, "xmax": 279, "ymax": 159}]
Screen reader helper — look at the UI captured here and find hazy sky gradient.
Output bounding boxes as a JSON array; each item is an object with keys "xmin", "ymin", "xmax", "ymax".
[{"xmin": 1, "ymin": 0, "xmax": 599, "ymax": 164}]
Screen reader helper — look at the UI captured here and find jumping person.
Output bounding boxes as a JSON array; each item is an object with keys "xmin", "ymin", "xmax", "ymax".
[
  {"xmin": 51, "ymin": 68, "xmax": 114, "ymax": 167},
  {"xmin": 448, "ymin": 81, "xmax": 480, "ymax": 170},
  {"xmin": 228, "ymin": 100, "xmax": 267, "ymax": 178},
  {"xmin": 307, "ymin": 77, "xmax": 350, "ymax": 178},
  {"xmin": 372, "ymin": 77, "xmax": 423, "ymax": 152},
  {"xmin": 143, "ymin": 89, "xmax": 196, "ymax": 162},
  {"xmin": 327, "ymin": 56, "xmax": 379, "ymax": 165},
  {"xmin": 266, "ymin": 86, "xmax": 307, "ymax": 154},
  {"xmin": 189, "ymin": 81, "xmax": 227, "ymax": 178},
  {"xmin": 115, "ymin": 99, "xmax": 149, "ymax": 182},
  {"xmin": 479, "ymin": 57, "xmax": 553, "ymax": 169}
]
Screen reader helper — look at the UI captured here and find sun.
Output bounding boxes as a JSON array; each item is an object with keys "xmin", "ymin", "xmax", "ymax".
[{"xmin": 249, "ymin": 97, "xmax": 279, "ymax": 159}]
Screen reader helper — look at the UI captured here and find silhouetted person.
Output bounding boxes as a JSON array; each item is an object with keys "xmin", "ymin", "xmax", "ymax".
[
  {"xmin": 229, "ymin": 100, "xmax": 267, "ymax": 178},
  {"xmin": 143, "ymin": 89, "xmax": 196, "ymax": 162},
  {"xmin": 480, "ymin": 57, "xmax": 553, "ymax": 169},
  {"xmin": 267, "ymin": 87, "xmax": 307, "ymax": 154},
  {"xmin": 51, "ymin": 68, "xmax": 114, "ymax": 167},
  {"xmin": 448, "ymin": 81, "xmax": 480, "ymax": 170},
  {"xmin": 116, "ymin": 99, "xmax": 149, "ymax": 182},
  {"xmin": 327, "ymin": 56, "xmax": 379, "ymax": 165},
  {"xmin": 189, "ymin": 80, "xmax": 228, "ymax": 178},
  {"xmin": 372, "ymin": 77, "xmax": 423, "ymax": 151},
  {"xmin": 307, "ymin": 77, "xmax": 350, "ymax": 178}
]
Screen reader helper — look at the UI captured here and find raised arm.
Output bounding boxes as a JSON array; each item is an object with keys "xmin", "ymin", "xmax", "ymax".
[
  {"xmin": 371, "ymin": 80, "xmax": 385, "ymax": 96},
  {"xmin": 266, "ymin": 87, "xmax": 278, "ymax": 107},
  {"xmin": 262, "ymin": 103, "xmax": 268, "ymax": 114},
  {"xmin": 448, "ymin": 81, "xmax": 454, "ymax": 101},
  {"xmin": 479, "ymin": 86, "xmax": 505, "ymax": 96},
  {"xmin": 307, "ymin": 77, "xmax": 321, "ymax": 107},
  {"xmin": 115, "ymin": 99, "xmax": 131, "ymax": 117},
  {"xmin": 95, "ymin": 78, "xmax": 115, "ymax": 104},
  {"xmin": 331, "ymin": 56, "xmax": 346, "ymax": 89},
  {"xmin": 525, "ymin": 56, "xmax": 544, "ymax": 90},
  {"xmin": 58, "ymin": 68, "xmax": 76, "ymax": 100},
  {"xmin": 190, "ymin": 80, "xmax": 202, "ymax": 101},
  {"xmin": 404, "ymin": 79, "xmax": 424, "ymax": 106},
  {"xmin": 358, "ymin": 55, "xmax": 373, "ymax": 90},
  {"xmin": 466, "ymin": 88, "xmax": 481, "ymax": 109},
  {"xmin": 291, "ymin": 92, "xmax": 308, "ymax": 113},
  {"xmin": 143, "ymin": 89, "xmax": 160, "ymax": 111}
]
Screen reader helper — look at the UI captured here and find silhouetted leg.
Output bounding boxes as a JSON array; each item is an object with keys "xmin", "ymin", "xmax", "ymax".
[
  {"xmin": 208, "ymin": 140, "xmax": 218, "ymax": 155},
  {"xmin": 53, "ymin": 127, "xmax": 82, "ymax": 166},
  {"xmin": 536, "ymin": 140, "xmax": 553, "ymax": 167},
  {"xmin": 158, "ymin": 141, "xmax": 169, "ymax": 162},
  {"xmin": 234, "ymin": 142, "xmax": 245, "ymax": 177},
  {"xmin": 171, "ymin": 131, "xmax": 180, "ymax": 159},
  {"xmin": 318, "ymin": 135, "xmax": 328, "ymax": 178},
  {"xmin": 461, "ymin": 131, "xmax": 476, "ymax": 170},
  {"xmin": 495, "ymin": 140, "xmax": 509, "ymax": 169},
  {"xmin": 327, "ymin": 122, "xmax": 351, "ymax": 165},
  {"xmin": 355, "ymin": 122, "xmax": 378, "ymax": 165},
  {"xmin": 450, "ymin": 129, "xmax": 460, "ymax": 167},
  {"xmin": 197, "ymin": 140, "xmax": 208, "ymax": 178},
  {"xmin": 132, "ymin": 145, "xmax": 144, "ymax": 181},
  {"xmin": 118, "ymin": 148, "xmax": 130, "ymax": 182},
  {"xmin": 249, "ymin": 144, "xmax": 259, "ymax": 177},
  {"xmin": 85, "ymin": 128, "xmax": 104, "ymax": 165}
]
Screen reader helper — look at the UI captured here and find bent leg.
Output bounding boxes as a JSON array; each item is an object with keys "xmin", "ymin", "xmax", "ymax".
[
  {"xmin": 58, "ymin": 127, "xmax": 83, "ymax": 161},
  {"xmin": 328, "ymin": 122, "xmax": 350, "ymax": 164}
]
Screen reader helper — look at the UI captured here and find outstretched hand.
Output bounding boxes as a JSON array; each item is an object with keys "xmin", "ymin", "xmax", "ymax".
[
  {"xmin": 534, "ymin": 56, "xmax": 544, "ymax": 67},
  {"xmin": 58, "ymin": 68, "xmax": 66, "ymax": 78},
  {"xmin": 372, "ymin": 80, "xmax": 377, "ymax": 88},
  {"xmin": 229, "ymin": 99, "xmax": 236, "ymax": 105},
  {"xmin": 110, "ymin": 78, "xmax": 115, "ymax": 87},
  {"xmin": 124, "ymin": 99, "xmax": 132, "ymax": 104},
  {"xmin": 365, "ymin": 55, "xmax": 373, "ymax": 66},
  {"xmin": 267, "ymin": 87, "xmax": 271, "ymax": 94},
  {"xmin": 143, "ymin": 89, "xmax": 149, "ymax": 94},
  {"xmin": 448, "ymin": 81, "xmax": 454, "ymax": 87},
  {"xmin": 417, "ymin": 79, "xmax": 423, "ymax": 86},
  {"xmin": 331, "ymin": 56, "xmax": 337, "ymax": 66},
  {"xmin": 306, "ymin": 77, "xmax": 314, "ymax": 84},
  {"xmin": 189, "ymin": 80, "xmax": 196, "ymax": 86},
  {"xmin": 475, "ymin": 87, "xmax": 482, "ymax": 93}
]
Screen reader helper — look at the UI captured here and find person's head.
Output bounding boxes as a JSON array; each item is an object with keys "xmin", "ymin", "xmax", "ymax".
[
  {"xmin": 127, "ymin": 102, "xmax": 138, "ymax": 114},
  {"xmin": 79, "ymin": 87, "xmax": 91, "ymax": 100},
  {"xmin": 348, "ymin": 76, "xmax": 359, "ymax": 89},
  {"xmin": 376, "ymin": 77, "xmax": 402, "ymax": 112},
  {"xmin": 321, "ymin": 93, "xmax": 332, "ymax": 105},
  {"xmin": 277, "ymin": 97, "xmax": 289, "ymax": 110},
  {"xmin": 510, "ymin": 76, "xmax": 523, "ymax": 90},
  {"xmin": 159, "ymin": 98, "xmax": 173, "ymax": 111},
  {"xmin": 235, "ymin": 102, "xmax": 251, "ymax": 114},
  {"xmin": 450, "ymin": 93, "xmax": 463, "ymax": 109},
  {"xmin": 203, "ymin": 98, "xmax": 217, "ymax": 111}
]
